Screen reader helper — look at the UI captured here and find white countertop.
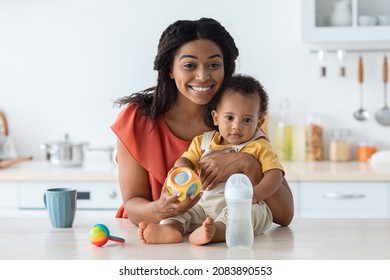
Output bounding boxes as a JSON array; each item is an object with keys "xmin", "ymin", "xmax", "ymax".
[
  {"xmin": 1, "ymin": 160, "xmax": 389, "ymax": 182},
  {"xmin": 0, "ymin": 160, "xmax": 118, "ymax": 182},
  {"xmin": 282, "ymin": 161, "xmax": 390, "ymax": 181},
  {"xmin": 1, "ymin": 217, "xmax": 389, "ymax": 260}
]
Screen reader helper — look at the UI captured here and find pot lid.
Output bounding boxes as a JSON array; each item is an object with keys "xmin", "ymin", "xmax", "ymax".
[{"xmin": 45, "ymin": 133, "xmax": 90, "ymax": 146}]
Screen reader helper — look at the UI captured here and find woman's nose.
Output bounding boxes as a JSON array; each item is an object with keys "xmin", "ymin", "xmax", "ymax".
[{"xmin": 196, "ymin": 68, "xmax": 210, "ymax": 82}]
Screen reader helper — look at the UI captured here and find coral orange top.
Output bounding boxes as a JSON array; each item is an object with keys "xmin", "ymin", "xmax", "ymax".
[{"xmin": 111, "ymin": 103, "xmax": 191, "ymax": 218}]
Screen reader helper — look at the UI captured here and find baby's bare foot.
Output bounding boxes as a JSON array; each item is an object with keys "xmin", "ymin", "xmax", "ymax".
[
  {"xmin": 189, "ymin": 216, "xmax": 216, "ymax": 245},
  {"xmin": 138, "ymin": 222, "xmax": 182, "ymax": 244}
]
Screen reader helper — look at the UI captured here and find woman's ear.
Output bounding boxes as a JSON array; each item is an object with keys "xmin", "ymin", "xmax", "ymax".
[
  {"xmin": 211, "ymin": 110, "xmax": 219, "ymax": 126},
  {"xmin": 169, "ymin": 72, "xmax": 174, "ymax": 79}
]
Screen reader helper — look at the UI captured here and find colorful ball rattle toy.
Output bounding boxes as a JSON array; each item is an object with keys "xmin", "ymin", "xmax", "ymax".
[
  {"xmin": 89, "ymin": 223, "xmax": 125, "ymax": 247},
  {"xmin": 167, "ymin": 167, "xmax": 202, "ymax": 202}
]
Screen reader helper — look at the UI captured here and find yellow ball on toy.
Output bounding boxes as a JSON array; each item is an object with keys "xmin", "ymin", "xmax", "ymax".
[{"xmin": 167, "ymin": 167, "xmax": 202, "ymax": 202}]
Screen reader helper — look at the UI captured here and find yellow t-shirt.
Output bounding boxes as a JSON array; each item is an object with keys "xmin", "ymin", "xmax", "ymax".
[{"xmin": 181, "ymin": 131, "xmax": 284, "ymax": 174}]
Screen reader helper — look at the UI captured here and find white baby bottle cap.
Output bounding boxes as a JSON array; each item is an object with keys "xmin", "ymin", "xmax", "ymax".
[{"xmin": 225, "ymin": 173, "xmax": 253, "ymax": 200}]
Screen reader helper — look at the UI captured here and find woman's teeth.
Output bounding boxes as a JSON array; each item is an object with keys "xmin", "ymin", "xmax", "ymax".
[{"xmin": 191, "ymin": 86, "xmax": 211, "ymax": 92}]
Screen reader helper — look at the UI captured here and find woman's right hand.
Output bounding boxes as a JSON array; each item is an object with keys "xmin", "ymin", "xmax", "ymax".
[{"xmin": 156, "ymin": 183, "xmax": 202, "ymax": 220}]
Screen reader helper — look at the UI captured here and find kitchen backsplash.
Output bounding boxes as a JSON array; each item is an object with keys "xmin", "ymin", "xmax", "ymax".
[{"xmin": 1, "ymin": 0, "xmax": 389, "ymax": 161}]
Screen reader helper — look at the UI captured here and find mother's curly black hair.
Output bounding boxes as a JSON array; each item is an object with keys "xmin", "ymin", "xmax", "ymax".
[{"xmin": 114, "ymin": 18, "xmax": 239, "ymax": 127}]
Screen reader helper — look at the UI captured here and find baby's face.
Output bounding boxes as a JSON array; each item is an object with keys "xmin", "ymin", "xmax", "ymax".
[{"xmin": 212, "ymin": 89, "xmax": 263, "ymax": 145}]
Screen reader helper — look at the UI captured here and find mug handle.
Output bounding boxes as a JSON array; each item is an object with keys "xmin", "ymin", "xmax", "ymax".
[{"xmin": 43, "ymin": 193, "xmax": 47, "ymax": 209}]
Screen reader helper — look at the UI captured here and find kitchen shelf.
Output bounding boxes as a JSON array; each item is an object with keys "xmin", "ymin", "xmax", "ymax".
[{"xmin": 302, "ymin": 0, "xmax": 390, "ymax": 43}]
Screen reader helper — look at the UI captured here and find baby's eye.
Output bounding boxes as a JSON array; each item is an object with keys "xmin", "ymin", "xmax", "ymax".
[
  {"xmin": 224, "ymin": 115, "xmax": 234, "ymax": 121},
  {"xmin": 244, "ymin": 118, "xmax": 253, "ymax": 123}
]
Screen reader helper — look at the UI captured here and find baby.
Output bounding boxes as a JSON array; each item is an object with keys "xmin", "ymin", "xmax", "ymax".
[{"xmin": 139, "ymin": 74, "xmax": 285, "ymax": 245}]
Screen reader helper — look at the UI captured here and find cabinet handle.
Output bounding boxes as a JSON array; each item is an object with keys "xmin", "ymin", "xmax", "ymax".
[
  {"xmin": 77, "ymin": 192, "xmax": 90, "ymax": 200},
  {"xmin": 108, "ymin": 191, "xmax": 117, "ymax": 199},
  {"xmin": 323, "ymin": 193, "xmax": 365, "ymax": 199}
]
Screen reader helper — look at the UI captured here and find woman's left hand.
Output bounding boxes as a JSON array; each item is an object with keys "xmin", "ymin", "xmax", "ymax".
[{"xmin": 199, "ymin": 152, "xmax": 261, "ymax": 190}]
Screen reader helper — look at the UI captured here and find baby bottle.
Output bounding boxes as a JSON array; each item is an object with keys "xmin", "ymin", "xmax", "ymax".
[{"xmin": 224, "ymin": 173, "xmax": 253, "ymax": 249}]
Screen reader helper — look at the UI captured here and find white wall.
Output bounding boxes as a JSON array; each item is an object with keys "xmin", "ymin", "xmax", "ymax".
[{"xmin": 1, "ymin": 0, "xmax": 389, "ymax": 161}]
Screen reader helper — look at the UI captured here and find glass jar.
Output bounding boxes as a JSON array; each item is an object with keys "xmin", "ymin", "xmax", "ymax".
[
  {"xmin": 275, "ymin": 98, "xmax": 294, "ymax": 161},
  {"xmin": 357, "ymin": 142, "xmax": 377, "ymax": 162},
  {"xmin": 329, "ymin": 129, "xmax": 352, "ymax": 161},
  {"xmin": 305, "ymin": 113, "xmax": 324, "ymax": 161}
]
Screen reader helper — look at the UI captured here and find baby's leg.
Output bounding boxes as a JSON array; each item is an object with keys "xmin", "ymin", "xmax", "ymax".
[
  {"xmin": 139, "ymin": 220, "xmax": 184, "ymax": 244},
  {"xmin": 189, "ymin": 217, "xmax": 226, "ymax": 245}
]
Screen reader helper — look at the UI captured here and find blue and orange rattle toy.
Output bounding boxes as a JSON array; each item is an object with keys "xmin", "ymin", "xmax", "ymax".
[
  {"xmin": 89, "ymin": 224, "xmax": 125, "ymax": 247},
  {"xmin": 167, "ymin": 167, "xmax": 202, "ymax": 202}
]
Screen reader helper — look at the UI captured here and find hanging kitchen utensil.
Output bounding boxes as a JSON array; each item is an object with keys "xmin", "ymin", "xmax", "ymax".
[
  {"xmin": 337, "ymin": 49, "xmax": 346, "ymax": 77},
  {"xmin": 375, "ymin": 55, "xmax": 390, "ymax": 126},
  {"xmin": 353, "ymin": 56, "xmax": 370, "ymax": 121},
  {"xmin": 318, "ymin": 49, "xmax": 327, "ymax": 77}
]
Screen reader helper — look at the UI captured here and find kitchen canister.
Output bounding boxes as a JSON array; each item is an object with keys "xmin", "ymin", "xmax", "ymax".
[
  {"xmin": 329, "ymin": 129, "xmax": 352, "ymax": 161},
  {"xmin": 275, "ymin": 98, "xmax": 294, "ymax": 161},
  {"xmin": 305, "ymin": 113, "xmax": 324, "ymax": 161},
  {"xmin": 357, "ymin": 142, "xmax": 377, "ymax": 162}
]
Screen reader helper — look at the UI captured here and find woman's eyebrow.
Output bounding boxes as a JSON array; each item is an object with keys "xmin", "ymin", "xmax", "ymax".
[{"xmin": 179, "ymin": 54, "xmax": 223, "ymax": 60}]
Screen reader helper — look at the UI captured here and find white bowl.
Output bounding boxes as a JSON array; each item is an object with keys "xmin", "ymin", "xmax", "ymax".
[
  {"xmin": 358, "ymin": 15, "xmax": 378, "ymax": 26},
  {"xmin": 378, "ymin": 15, "xmax": 390, "ymax": 26}
]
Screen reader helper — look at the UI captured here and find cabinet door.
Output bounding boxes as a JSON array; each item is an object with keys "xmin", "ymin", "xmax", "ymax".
[
  {"xmin": 19, "ymin": 182, "xmax": 121, "ymax": 210},
  {"xmin": 302, "ymin": 0, "xmax": 390, "ymax": 43},
  {"xmin": 299, "ymin": 181, "xmax": 390, "ymax": 218},
  {"xmin": 0, "ymin": 182, "xmax": 18, "ymax": 208}
]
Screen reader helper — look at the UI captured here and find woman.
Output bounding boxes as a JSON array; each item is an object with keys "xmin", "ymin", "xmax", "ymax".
[{"xmin": 112, "ymin": 18, "xmax": 293, "ymax": 227}]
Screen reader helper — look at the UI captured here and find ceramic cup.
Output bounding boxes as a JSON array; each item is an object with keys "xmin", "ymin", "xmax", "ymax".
[
  {"xmin": 378, "ymin": 15, "xmax": 390, "ymax": 26},
  {"xmin": 44, "ymin": 188, "xmax": 77, "ymax": 228},
  {"xmin": 358, "ymin": 15, "xmax": 378, "ymax": 26}
]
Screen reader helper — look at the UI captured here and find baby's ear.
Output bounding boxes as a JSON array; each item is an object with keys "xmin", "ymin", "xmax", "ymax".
[
  {"xmin": 211, "ymin": 110, "xmax": 218, "ymax": 126},
  {"xmin": 258, "ymin": 117, "xmax": 265, "ymax": 129}
]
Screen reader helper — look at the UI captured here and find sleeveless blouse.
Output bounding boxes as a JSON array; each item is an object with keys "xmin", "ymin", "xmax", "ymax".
[{"xmin": 111, "ymin": 103, "xmax": 191, "ymax": 218}]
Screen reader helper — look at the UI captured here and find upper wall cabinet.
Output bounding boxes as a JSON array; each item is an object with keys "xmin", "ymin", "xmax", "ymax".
[{"xmin": 302, "ymin": 0, "xmax": 390, "ymax": 43}]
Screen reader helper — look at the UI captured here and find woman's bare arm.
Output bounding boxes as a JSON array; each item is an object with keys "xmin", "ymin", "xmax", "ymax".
[{"xmin": 116, "ymin": 139, "xmax": 200, "ymax": 225}]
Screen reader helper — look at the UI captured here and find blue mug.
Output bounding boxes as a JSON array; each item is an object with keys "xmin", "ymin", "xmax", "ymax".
[{"xmin": 44, "ymin": 188, "xmax": 77, "ymax": 228}]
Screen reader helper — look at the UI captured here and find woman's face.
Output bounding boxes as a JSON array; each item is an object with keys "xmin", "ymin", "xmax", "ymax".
[{"xmin": 170, "ymin": 39, "xmax": 225, "ymax": 105}]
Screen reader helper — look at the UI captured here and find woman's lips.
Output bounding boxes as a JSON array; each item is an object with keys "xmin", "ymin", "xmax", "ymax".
[{"xmin": 189, "ymin": 86, "xmax": 212, "ymax": 92}]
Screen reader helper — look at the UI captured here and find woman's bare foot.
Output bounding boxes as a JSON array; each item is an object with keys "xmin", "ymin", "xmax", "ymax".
[
  {"xmin": 138, "ymin": 222, "xmax": 183, "ymax": 244},
  {"xmin": 189, "ymin": 216, "xmax": 217, "ymax": 245}
]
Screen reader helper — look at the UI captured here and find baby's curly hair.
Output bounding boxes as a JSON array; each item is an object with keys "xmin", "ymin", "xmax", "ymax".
[{"xmin": 206, "ymin": 74, "xmax": 269, "ymax": 128}]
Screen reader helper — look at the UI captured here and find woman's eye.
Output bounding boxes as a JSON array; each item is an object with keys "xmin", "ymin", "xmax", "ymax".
[
  {"xmin": 209, "ymin": 63, "xmax": 221, "ymax": 69},
  {"xmin": 183, "ymin": 63, "xmax": 196, "ymax": 69}
]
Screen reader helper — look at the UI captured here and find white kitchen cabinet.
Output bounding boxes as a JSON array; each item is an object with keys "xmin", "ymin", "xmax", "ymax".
[
  {"xmin": 302, "ymin": 0, "xmax": 390, "ymax": 43},
  {"xmin": 18, "ymin": 182, "xmax": 121, "ymax": 210},
  {"xmin": 298, "ymin": 181, "xmax": 390, "ymax": 218},
  {"xmin": 0, "ymin": 182, "xmax": 18, "ymax": 208}
]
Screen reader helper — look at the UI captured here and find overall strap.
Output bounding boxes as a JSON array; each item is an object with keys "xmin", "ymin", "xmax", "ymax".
[{"xmin": 201, "ymin": 130, "xmax": 217, "ymax": 151}]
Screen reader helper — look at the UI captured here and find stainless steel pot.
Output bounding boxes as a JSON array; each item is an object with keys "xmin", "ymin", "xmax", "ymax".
[{"xmin": 40, "ymin": 134, "xmax": 89, "ymax": 167}]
